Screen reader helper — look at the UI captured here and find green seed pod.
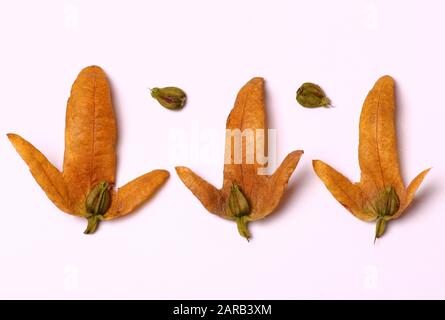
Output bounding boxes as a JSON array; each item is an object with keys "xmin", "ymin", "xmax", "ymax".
[
  {"xmin": 384, "ymin": 187, "xmax": 400, "ymax": 217},
  {"xmin": 369, "ymin": 186, "xmax": 400, "ymax": 242},
  {"xmin": 150, "ymin": 87, "xmax": 187, "ymax": 110},
  {"xmin": 86, "ymin": 181, "xmax": 111, "ymax": 216},
  {"xmin": 84, "ymin": 181, "xmax": 111, "ymax": 234},
  {"xmin": 227, "ymin": 183, "xmax": 251, "ymax": 240},
  {"xmin": 228, "ymin": 183, "xmax": 250, "ymax": 218},
  {"xmin": 368, "ymin": 186, "xmax": 400, "ymax": 218},
  {"xmin": 296, "ymin": 82, "xmax": 331, "ymax": 108},
  {"xmin": 236, "ymin": 216, "xmax": 251, "ymax": 241},
  {"xmin": 374, "ymin": 218, "xmax": 386, "ymax": 242}
]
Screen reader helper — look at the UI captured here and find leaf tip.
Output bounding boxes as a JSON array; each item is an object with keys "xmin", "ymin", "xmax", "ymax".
[
  {"xmin": 242, "ymin": 77, "xmax": 265, "ymax": 93},
  {"xmin": 80, "ymin": 65, "xmax": 105, "ymax": 76},
  {"xmin": 292, "ymin": 150, "xmax": 304, "ymax": 157},
  {"xmin": 376, "ymin": 75, "xmax": 395, "ymax": 87},
  {"xmin": 6, "ymin": 133, "xmax": 25, "ymax": 151},
  {"xmin": 420, "ymin": 167, "xmax": 432, "ymax": 179},
  {"xmin": 156, "ymin": 169, "xmax": 170, "ymax": 179},
  {"xmin": 6, "ymin": 133, "xmax": 17, "ymax": 142},
  {"xmin": 248, "ymin": 77, "xmax": 264, "ymax": 85},
  {"xmin": 175, "ymin": 166, "xmax": 188, "ymax": 176},
  {"xmin": 175, "ymin": 166, "xmax": 200, "ymax": 188},
  {"xmin": 312, "ymin": 159, "xmax": 323, "ymax": 171}
]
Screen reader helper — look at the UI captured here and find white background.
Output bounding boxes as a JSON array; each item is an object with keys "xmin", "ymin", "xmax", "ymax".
[{"xmin": 0, "ymin": 0, "xmax": 443, "ymax": 299}]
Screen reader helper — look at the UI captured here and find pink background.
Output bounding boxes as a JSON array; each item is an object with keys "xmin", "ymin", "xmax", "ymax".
[{"xmin": 0, "ymin": 0, "xmax": 443, "ymax": 299}]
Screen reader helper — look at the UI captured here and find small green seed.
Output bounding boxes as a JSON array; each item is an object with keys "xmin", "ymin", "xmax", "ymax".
[
  {"xmin": 296, "ymin": 82, "xmax": 331, "ymax": 108},
  {"xmin": 84, "ymin": 181, "xmax": 111, "ymax": 235},
  {"xmin": 150, "ymin": 87, "xmax": 187, "ymax": 110},
  {"xmin": 228, "ymin": 182, "xmax": 250, "ymax": 218}
]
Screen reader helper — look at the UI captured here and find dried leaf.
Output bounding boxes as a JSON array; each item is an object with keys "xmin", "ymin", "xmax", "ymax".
[
  {"xmin": 7, "ymin": 133, "xmax": 74, "ymax": 214},
  {"xmin": 8, "ymin": 66, "xmax": 169, "ymax": 233},
  {"xmin": 312, "ymin": 160, "xmax": 372, "ymax": 221},
  {"xmin": 176, "ymin": 77, "xmax": 303, "ymax": 239},
  {"xmin": 175, "ymin": 166, "xmax": 225, "ymax": 216},
  {"xmin": 105, "ymin": 170, "xmax": 170, "ymax": 220},
  {"xmin": 63, "ymin": 66, "xmax": 117, "ymax": 204},
  {"xmin": 397, "ymin": 168, "xmax": 431, "ymax": 218},
  {"xmin": 358, "ymin": 76, "xmax": 405, "ymax": 204},
  {"xmin": 313, "ymin": 75, "xmax": 430, "ymax": 240}
]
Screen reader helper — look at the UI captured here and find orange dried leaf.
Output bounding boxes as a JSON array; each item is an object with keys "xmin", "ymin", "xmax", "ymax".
[
  {"xmin": 313, "ymin": 75, "xmax": 430, "ymax": 240},
  {"xmin": 63, "ymin": 66, "xmax": 117, "ymax": 203},
  {"xmin": 8, "ymin": 66, "xmax": 169, "ymax": 234},
  {"xmin": 105, "ymin": 170, "xmax": 170, "ymax": 220},
  {"xmin": 358, "ymin": 76, "xmax": 405, "ymax": 202},
  {"xmin": 398, "ymin": 168, "xmax": 431, "ymax": 218},
  {"xmin": 7, "ymin": 133, "xmax": 74, "ymax": 214},
  {"xmin": 175, "ymin": 166, "xmax": 225, "ymax": 216},
  {"xmin": 312, "ymin": 160, "xmax": 372, "ymax": 221},
  {"xmin": 252, "ymin": 150, "xmax": 303, "ymax": 220},
  {"xmin": 176, "ymin": 77, "xmax": 303, "ymax": 240}
]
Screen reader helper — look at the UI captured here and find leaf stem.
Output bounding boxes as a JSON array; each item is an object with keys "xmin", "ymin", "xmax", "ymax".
[
  {"xmin": 236, "ymin": 216, "xmax": 251, "ymax": 241},
  {"xmin": 84, "ymin": 216, "xmax": 101, "ymax": 234},
  {"xmin": 374, "ymin": 218, "xmax": 387, "ymax": 244}
]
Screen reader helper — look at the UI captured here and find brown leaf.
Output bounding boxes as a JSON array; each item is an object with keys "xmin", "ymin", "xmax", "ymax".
[
  {"xmin": 312, "ymin": 160, "xmax": 372, "ymax": 221},
  {"xmin": 358, "ymin": 76, "xmax": 405, "ymax": 205},
  {"xmin": 7, "ymin": 133, "xmax": 75, "ymax": 215},
  {"xmin": 63, "ymin": 66, "xmax": 117, "ymax": 204},
  {"xmin": 8, "ymin": 66, "xmax": 169, "ymax": 233},
  {"xmin": 223, "ymin": 77, "xmax": 266, "ymax": 196},
  {"xmin": 396, "ymin": 168, "xmax": 431, "ymax": 218},
  {"xmin": 313, "ymin": 75, "xmax": 430, "ymax": 240},
  {"xmin": 253, "ymin": 150, "xmax": 303, "ymax": 220},
  {"xmin": 175, "ymin": 166, "xmax": 226, "ymax": 217},
  {"xmin": 105, "ymin": 170, "xmax": 170, "ymax": 220},
  {"xmin": 176, "ymin": 77, "xmax": 303, "ymax": 239}
]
